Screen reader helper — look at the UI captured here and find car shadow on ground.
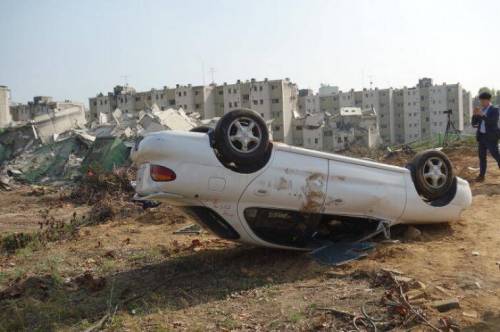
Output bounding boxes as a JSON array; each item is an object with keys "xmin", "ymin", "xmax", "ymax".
[
  {"xmin": 0, "ymin": 246, "xmax": 324, "ymax": 331},
  {"xmin": 390, "ymin": 223, "xmax": 455, "ymax": 242}
]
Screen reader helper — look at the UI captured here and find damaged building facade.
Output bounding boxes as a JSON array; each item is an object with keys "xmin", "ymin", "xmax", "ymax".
[
  {"xmin": 306, "ymin": 78, "xmax": 472, "ymax": 146},
  {"xmin": 292, "ymin": 107, "xmax": 379, "ymax": 152},
  {"xmin": 89, "ymin": 78, "xmax": 298, "ymax": 144},
  {"xmin": 9, "ymin": 96, "xmax": 86, "ymax": 143},
  {"xmin": 88, "ymin": 77, "xmax": 471, "ymax": 152}
]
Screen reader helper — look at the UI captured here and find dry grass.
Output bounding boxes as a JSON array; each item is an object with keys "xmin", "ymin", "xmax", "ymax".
[{"xmin": 1, "ymin": 146, "xmax": 500, "ymax": 331}]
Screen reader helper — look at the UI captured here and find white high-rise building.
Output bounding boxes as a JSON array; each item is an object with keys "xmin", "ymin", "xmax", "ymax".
[{"xmin": 0, "ymin": 86, "xmax": 12, "ymax": 128}]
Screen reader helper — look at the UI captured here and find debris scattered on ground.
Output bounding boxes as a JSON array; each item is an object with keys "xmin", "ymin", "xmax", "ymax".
[
  {"xmin": 173, "ymin": 223, "xmax": 202, "ymax": 235},
  {"xmin": 310, "ymin": 242, "xmax": 375, "ymax": 266},
  {"xmin": 462, "ymin": 310, "xmax": 478, "ymax": 319},
  {"xmin": 430, "ymin": 298, "xmax": 460, "ymax": 312}
]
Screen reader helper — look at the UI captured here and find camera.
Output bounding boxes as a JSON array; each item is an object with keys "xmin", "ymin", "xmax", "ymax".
[{"xmin": 443, "ymin": 109, "xmax": 453, "ymax": 115}]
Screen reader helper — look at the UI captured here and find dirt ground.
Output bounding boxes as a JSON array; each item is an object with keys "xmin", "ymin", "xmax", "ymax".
[{"xmin": 0, "ymin": 145, "xmax": 499, "ymax": 331}]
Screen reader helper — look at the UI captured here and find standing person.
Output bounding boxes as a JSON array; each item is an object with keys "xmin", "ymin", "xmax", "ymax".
[{"xmin": 471, "ymin": 92, "xmax": 500, "ymax": 182}]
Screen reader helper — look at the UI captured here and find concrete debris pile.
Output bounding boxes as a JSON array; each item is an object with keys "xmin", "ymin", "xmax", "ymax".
[
  {"xmin": 89, "ymin": 104, "xmax": 199, "ymax": 139},
  {"xmin": 0, "ymin": 106, "xmax": 201, "ymax": 188}
]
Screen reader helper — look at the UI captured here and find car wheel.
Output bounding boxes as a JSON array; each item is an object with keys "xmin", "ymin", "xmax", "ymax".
[
  {"xmin": 408, "ymin": 150, "xmax": 454, "ymax": 201},
  {"xmin": 190, "ymin": 126, "xmax": 212, "ymax": 133},
  {"xmin": 214, "ymin": 109, "xmax": 270, "ymax": 167}
]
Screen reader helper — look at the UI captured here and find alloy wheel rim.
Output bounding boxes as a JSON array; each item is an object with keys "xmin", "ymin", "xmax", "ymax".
[
  {"xmin": 227, "ymin": 117, "xmax": 262, "ymax": 153},
  {"xmin": 422, "ymin": 157, "xmax": 448, "ymax": 189}
]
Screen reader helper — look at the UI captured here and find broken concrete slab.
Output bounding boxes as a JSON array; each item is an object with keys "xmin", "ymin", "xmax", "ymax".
[
  {"xmin": 462, "ymin": 310, "xmax": 478, "ymax": 319},
  {"xmin": 5, "ymin": 136, "xmax": 90, "ymax": 183},
  {"xmin": 430, "ymin": 298, "xmax": 460, "ymax": 312}
]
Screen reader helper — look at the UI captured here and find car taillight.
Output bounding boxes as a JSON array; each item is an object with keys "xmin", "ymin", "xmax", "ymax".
[{"xmin": 150, "ymin": 165, "xmax": 176, "ymax": 182}]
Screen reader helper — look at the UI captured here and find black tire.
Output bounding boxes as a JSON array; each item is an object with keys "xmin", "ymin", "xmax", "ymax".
[
  {"xmin": 214, "ymin": 109, "xmax": 270, "ymax": 167},
  {"xmin": 407, "ymin": 150, "xmax": 454, "ymax": 201},
  {"xmin": 190, "ymin": 126, "xmax": 212, "ymax": 133}
]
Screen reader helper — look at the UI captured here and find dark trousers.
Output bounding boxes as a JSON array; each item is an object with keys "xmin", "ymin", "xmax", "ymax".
[{"xmin": 478, "ymin": 134, "xmax": 500, "ymax": 176}]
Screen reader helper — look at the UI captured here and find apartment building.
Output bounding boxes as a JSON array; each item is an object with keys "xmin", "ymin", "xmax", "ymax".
[
  {"xmin": 316, "ymin": 79, "xmax": 471, "ymax": 146},
  {"xmin": 0, "ymin": 86, "xmax": 11, "ymax": 128},
  {"xmin": 319, "ymin": 89, "xmax": 357, "ymax": 116},
  {"xmin": 293, "ymin": 107, "xmax": 379, "ymax": 152},
  {"xmin": 89, "ymin": 78, "xmax": 298, "ymax": 144},
  {"xmin": 377, "ymin": 88, "xmax": 395, "ymax": 144},
  {"xmin": 318, "ymin": 84, "xmax": 339, "ymax": 97},
  {"xmin": 298, "ymin": 89, "xmax": 320, "ymax": 115}
]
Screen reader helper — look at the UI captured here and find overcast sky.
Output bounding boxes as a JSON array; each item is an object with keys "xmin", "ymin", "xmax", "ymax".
[{"xmin": 0, "ymin": 0, "xmax": 498, "ymax": 105}]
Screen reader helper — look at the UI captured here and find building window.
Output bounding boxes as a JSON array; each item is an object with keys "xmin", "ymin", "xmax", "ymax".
[
  {"xmin": 272, "ymin": 98, "xmax": 279, "ymax": 104},
  {"xmin": 195, "ymin": 91, "xmax": 199, "ymax": 96},
  {"xmin": 243, "ymin": 94, "xmax": 249, "ymax": 101},
  {"xmin": 314, "ymin": 138, "xmax": 319, "ymax": 144},
  {"xmin": 229, "ymin": 102, "xmax": 233, "ymax": 108},
  {"xmin": 233, "ymin": 89, "xmax": 237, "ymax": 94},
  {"xmin": 169, "ymin": 99, "xmax": 175, "ymax": 106},
  {"xmin": 178, "ymin": 92, "xmax": 182, "ymax": 97},
  {"xmin": 147, "ymin": 96, "xmax": 151, "ymax": 101},
  {"xmin": 271, "ymin": 85, "xmax": 275, "ymax": 90},
  {"xmin": 253, "ymin": 86, "xmax": 257, "ymax": 92},
  {"xmin": 253, "ymin": 100, "xmax": 258, "ymax": 105},
  {"xmin": 93, "ymin": 101, "xmax": 97, "ymax": 106},
  {"xmin": 195, "ymin": 103, "xmax": 200, "ymax": 109},
  {"xmin": 218, "ymin": 90, "xmax": 223, "ymax": 95},
  {"xmin": 155, "ymin": 95, "xmax": 159, "ymax": 100},
  {"xmin": 234, "ymin": 102, "xmax": 238, "ymax": 107},
  {"xmin": 274, "ymin": 126, "xmax": 280, "ymax": 131},
  {"xmin": 259, "ymin": 86, "xmax": 263, "ymax": 91},
  {"xmin": 135, "ymin": 97, "xmax": 140, "ymax": 101},
  {"xmin": 260, "ymin": 99, "xmax": 263, "ymax": 105},
  {"xmin": 296, "ymin": 126, "xmax": 303, "ymax": 130}
]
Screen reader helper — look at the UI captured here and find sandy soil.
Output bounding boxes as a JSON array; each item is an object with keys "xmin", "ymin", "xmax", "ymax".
[{"xmin": 0, "ymin": 146, "xmax": 499, "ymax": 331}]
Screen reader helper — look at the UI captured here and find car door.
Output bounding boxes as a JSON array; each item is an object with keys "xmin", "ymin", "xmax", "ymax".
[
  {"xmin": 325, "ymin": 159, "xmax": 407, "ymax": 221},
  {"xmin": 237, "ymin": 149, "xmax": 328, "ymax": 245}
]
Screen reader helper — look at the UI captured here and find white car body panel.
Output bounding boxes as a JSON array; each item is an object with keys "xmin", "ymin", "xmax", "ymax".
[{"xmin": 132, "ymin": 130, "xmax": 472, "ymax": 249}]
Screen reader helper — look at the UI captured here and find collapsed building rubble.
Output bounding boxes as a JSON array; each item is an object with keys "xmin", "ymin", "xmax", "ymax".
[{"xmin": 0, "ymin": 105, "xmax": 201, "ymax": 188}]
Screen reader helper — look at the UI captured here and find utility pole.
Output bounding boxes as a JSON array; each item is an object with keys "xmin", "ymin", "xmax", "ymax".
[
  {"xmin": 368, "ymin": 75, "xmax": 374, "ymax": 90},
  {"xmin": 121, "ymin": 75, "xmax": 129, "ymax": 87},
  {"xmin": 202, "ymin": 61, "xmax": 206, "ymax": 85},
  {"xmin": 209, "ymin": 67, "xmax": 215, "ymax": 84}
]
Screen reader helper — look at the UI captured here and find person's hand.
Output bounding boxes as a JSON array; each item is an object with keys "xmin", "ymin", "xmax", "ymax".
[{"xmin": 473, "ymin": 107, "xmax": 483, "ymax": 116}]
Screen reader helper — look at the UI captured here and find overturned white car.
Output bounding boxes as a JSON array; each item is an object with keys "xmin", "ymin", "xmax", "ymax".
[{"xmin": 131, "ymin": 109, "xmax": 472, "ymax": 249}]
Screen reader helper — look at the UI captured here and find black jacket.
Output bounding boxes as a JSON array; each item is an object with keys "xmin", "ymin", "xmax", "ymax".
[{"xmin": 472, "ymin": 105, "xmax": 500, "ymax": 141}]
